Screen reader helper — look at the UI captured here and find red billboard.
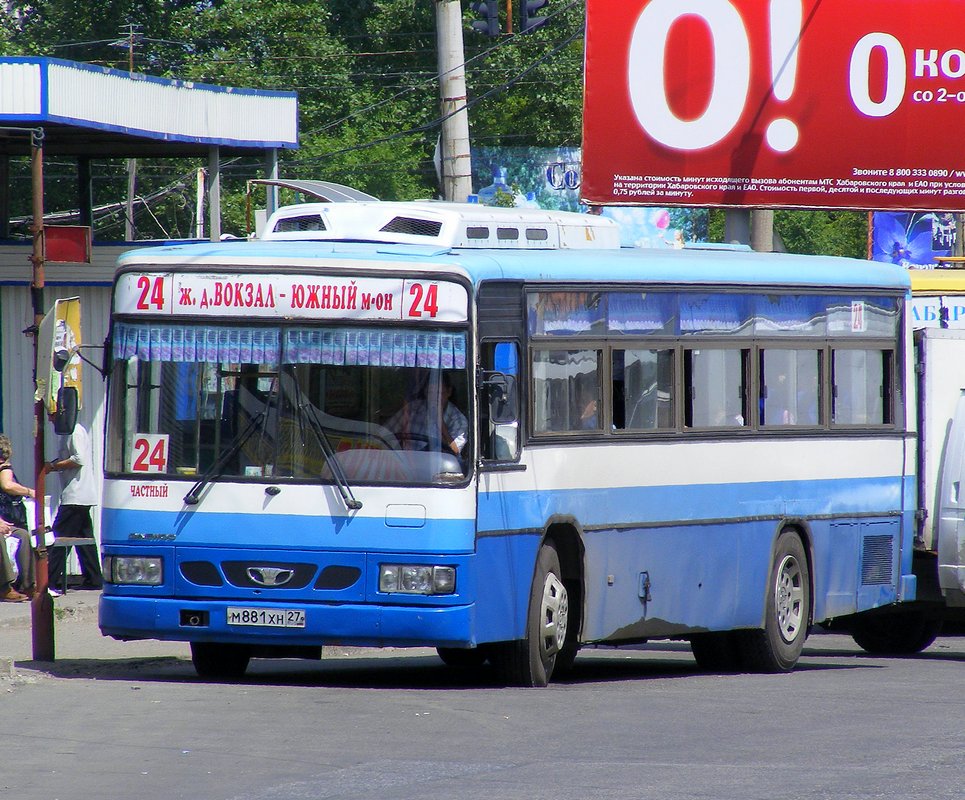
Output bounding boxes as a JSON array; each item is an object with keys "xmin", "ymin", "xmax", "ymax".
[{"xmin": 582, "ymin": 0, "xmax": 965, "ymax": 211}]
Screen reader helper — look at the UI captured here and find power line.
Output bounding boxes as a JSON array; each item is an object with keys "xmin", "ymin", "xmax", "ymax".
[
  {"xmin": 287, "ymin": 21, "xmax": 585, "ymax": 167},
  {"xmin": 299, "ymin": 4, "xmax": 583, "ymax": 140}
]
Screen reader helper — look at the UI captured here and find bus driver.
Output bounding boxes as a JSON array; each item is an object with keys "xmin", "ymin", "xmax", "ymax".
[{"xmin": 388, "ymin": 371, "xmax": 468, "ymax": 456}]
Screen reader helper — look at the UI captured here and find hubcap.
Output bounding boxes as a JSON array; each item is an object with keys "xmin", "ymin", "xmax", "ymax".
[
  {"xmin": 775, "ymin": 554, "xmax": 804, "ymax": 643},
  {"xmin": 540, "ymin": 572, "xmax": 568, "ymax": 658}
]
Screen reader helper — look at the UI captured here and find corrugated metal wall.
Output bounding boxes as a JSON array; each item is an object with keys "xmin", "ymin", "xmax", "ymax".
[
  {"xmin": 47, "ymin": 60, "xmax": 298, "ymax": 147},
  {"xmin": 1, "ymin": 284, "xmax": 111, "ymax": 549},
  {"xmin": 0, "ymin": 62, "xmax": 42, "ymax": 114}
]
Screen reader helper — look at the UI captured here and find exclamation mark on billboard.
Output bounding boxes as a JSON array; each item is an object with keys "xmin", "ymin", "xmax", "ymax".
[{"xmin": 767, "ymin": 0, "xmax": 802, "ymax": 152}]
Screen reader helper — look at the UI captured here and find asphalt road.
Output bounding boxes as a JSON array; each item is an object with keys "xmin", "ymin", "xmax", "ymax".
[{"xmin": 2, "ymin": 602, "xmax": 964, "ymax": 800}]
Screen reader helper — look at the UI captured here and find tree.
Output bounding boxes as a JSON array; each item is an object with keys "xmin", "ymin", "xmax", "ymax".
[
  {"xmin": 775, "ymin": 210, "xmax": 868, "ymax": 258},
  {"xmin": 0, "ymin": 1, "xmax": 876, "ymax": 253}
]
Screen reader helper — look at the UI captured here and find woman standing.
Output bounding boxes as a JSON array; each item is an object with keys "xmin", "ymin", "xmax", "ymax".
[{"xmin": 0, "ymin": 434, "xmax": 36, "ymax": 597}]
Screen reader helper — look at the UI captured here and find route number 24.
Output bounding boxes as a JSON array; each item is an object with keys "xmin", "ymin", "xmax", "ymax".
[
  {"xmin": 130, "ymin": 434, "xmax": 169, "ymax": 473},
  {"xmin": 136, "ymin": 275, "xmax": 165, "ymax": 310},
  {"xmin": 407, "ymin": 282, "xmax": 439, "ymax": 318}
]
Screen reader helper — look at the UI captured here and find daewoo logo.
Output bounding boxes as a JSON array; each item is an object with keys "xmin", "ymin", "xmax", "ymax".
[{"xmin": 247, "ymin": 567, "xmax": 294, "ymax": 587}]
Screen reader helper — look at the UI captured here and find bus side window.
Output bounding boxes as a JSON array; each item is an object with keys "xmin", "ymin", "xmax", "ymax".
[
  {"xmin": 831, "ymin": 348, "xmax": 893, "ymax": 425},
  {"xmin": 532, "ymin": 348, "xmax": 601, "ymax": 432},
  {"xmin": 482, "ymin": 341, "xmax": 520, "ymax": 461},
  {"xmin": 760, "ymin": 348, "xmax": 821, "ymax": 427},
  {"xmin": 684, "ymin": 348, "xmax": 749, "ymax": 428}
]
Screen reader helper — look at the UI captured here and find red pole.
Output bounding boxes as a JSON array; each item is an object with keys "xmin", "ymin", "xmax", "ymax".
[{"xmin": 28, "ymin": 128, "xmax": 54, "ymax": 661}]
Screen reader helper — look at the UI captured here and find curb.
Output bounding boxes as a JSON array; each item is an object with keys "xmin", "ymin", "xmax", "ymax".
[{"xmin": 0, "ymin": 594, "xmax": 100, "ymax": 631}]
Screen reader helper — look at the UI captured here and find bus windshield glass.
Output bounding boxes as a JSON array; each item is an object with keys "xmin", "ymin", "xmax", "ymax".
[{"xmin": 105, "ymin": 321, "xmax": 471, "ymax": 486}]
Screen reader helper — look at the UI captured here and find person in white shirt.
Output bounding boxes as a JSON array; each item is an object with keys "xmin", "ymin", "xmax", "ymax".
[
  {"xmin": 387, "ymin": 371, "xmax": 469, "ymax": 456},
  {"xmin": 43, "ymin": 421, "xmax": 103, "ymax": 592}
]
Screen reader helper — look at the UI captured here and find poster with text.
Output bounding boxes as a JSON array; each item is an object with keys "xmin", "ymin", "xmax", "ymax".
[
  {"xmin": 470, "ymin": 147, "xmax": 710, "ymax": 246},
  {"xmin": 871, "ymin": 211, "xmax": 955, "ymax": 267},
  {"xmin": 583, "ymin": 0, "xmax": 965, "ymax": 211}
]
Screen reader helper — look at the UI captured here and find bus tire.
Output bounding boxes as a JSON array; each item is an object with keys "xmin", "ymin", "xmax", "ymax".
[
  {"xmin": 190, "ymin": 642, "xmax": 251, "ymax": 679},
  {"xmin": 436, "ymin": 647, "xmax": 488, "ymax": 668},
  {"xmin": 739, "ymin": 530, "xmax": 811, "ymax": 673},
  {"xmin": 552, "ymin": 641, "xmax": 581, "ymax": 678},
  {"xmin": 690, "ymin": 632, "xmax": 742, "ymax": 672},
  {"xmin": 491, "ymin": 542, "xmax": 569, "ymax": 687},
  {"xmin": 850, "ymin": 610, "xmax": 943, "ymax": 655}
]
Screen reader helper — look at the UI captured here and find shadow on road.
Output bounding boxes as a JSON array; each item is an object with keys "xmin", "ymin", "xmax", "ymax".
[{"xmin": 11, "ymin": 640, "xmax": 890, "ymax": 690}]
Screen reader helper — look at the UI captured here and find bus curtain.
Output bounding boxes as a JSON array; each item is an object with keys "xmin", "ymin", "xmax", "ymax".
[{"xmin": 112, "ymin": 323, "xmax": 467, "ymax": 369}]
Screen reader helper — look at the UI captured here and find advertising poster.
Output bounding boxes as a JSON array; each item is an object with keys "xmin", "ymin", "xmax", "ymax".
[
  {"xmin": 583, "ymin": 0, "xmax": 965, "ymax": 211},
  {"xmin": 35, "ymin": 297, "xmax": 83, "ymax": 413},
  {"xmin": 871, "ymin": 211, "xmax": 955, "ymax": 267},
  {"xmin": 471, "ymin": 146, "xmax": 709, "ymax": 247}
]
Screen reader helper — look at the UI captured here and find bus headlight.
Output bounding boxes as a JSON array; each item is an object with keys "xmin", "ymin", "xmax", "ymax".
[
  {"xmin": 379, "ymin": 564, "xmax": 455, "ymax": 595},
  {"xmin": 104, "ymin": 556, "xmax": 163, "ymax": 585}
]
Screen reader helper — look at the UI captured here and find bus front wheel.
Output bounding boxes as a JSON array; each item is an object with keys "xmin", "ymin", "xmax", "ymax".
[
  {"xmin": 190, "ymin": 642, "xmax": 251, "ymax": 679},
  {"xmin": 436, "ymin": 647, "xmax": 488, "ymax": 668},
  {"xmin": 491, "ymin": 542, "xmax": 569, "ymax": 687},
  {"xmin": 739, "ymin": 530, "xmax": 811, "ymax": 673}
]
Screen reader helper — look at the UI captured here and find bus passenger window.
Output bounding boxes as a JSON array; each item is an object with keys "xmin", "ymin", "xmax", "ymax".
[
  {"xmin": 760, "ymin": 349, "xmax": 821, "ymax": 427},
  {"xmin": 685, "ymin": 348, "xmax": 748, "ymax": 428},
  {"xmin": 533, "ymin": 349, "xmax": 601, "ymax": 432},
  {"xmin": 832, "ymin": 349, "xmax": 892, "ymax": 425},
  {"xmin": 612, "ymin": 348, "xmax": 674, "ymax": 430}
]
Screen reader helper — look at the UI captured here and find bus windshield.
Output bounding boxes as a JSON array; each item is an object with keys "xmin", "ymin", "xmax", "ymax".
[{"xmin": 105, "ymin": 321, "xmax": 471, "ymax": 486}]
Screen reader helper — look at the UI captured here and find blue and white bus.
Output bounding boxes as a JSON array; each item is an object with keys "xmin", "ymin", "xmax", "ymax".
[{"xmin": 99, "ymin": 201, "xmax": 916, "ymax": 685}]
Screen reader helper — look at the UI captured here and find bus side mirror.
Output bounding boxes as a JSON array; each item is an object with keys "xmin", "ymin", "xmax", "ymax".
[
  {"xmin": 483, "ymin": 372, "xmax": 518, "ymax": 424},
  {"xmin": 53, "ymin": 386, "xmax": 78, "ymax": 435}
]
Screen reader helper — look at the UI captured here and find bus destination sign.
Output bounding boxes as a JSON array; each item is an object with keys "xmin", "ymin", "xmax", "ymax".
[{"xmin": 114, "ymin": 272, "xmax": 469, "ymax": 323}]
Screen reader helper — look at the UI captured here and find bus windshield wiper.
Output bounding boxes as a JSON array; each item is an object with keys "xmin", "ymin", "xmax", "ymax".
[
  {"xmin": 183, "ymin": 407, "xmax": 267, "ymax": 506},
  {"xmin": 297, "ymin": 394, "xmax": 363, "ymax": 511}
]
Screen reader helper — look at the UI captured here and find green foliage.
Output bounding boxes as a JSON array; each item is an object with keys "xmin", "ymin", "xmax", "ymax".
[
  {"xmin": 491, "ymin": 187, "xmax": 518, "ymax": 208},
  {"xmin": 464, "ymin": 3, "xmax": 585, "ymax": 149},
  {"xmin": 705, "ymin": 209, "xmax": 868, "ymax": 258},
  {"xmin": 775, "ymin": 210, "xmax": 869, "ymax": 259},
  {"xmin": 0, "ymin": 2, "xmax": 874, "ymax": 255}
]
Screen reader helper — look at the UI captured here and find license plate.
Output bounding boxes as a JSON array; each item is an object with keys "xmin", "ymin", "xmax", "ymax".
[{"xmin": 227, "ymin": 607, "xmax": 306, "ymax": 628}]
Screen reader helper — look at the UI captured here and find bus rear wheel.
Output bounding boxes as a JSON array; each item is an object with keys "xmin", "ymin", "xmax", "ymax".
[
  {"xmin": 739, "ymin": 530, "xmax": 811, "ymax": 673},
  {"xmin": 850, "ymin": 610, "xmax": 943, "ymax": 655},
  {"xmin": 190, "ymin": 642, "xmax": 251, "ymax": 679},
  {"xmin": 690, "ymin": 632, "xmax": 742, "ymax": 672},
  {"xmin": 491, "ymin": 542, "xmax": 569, "ymax": 687}
]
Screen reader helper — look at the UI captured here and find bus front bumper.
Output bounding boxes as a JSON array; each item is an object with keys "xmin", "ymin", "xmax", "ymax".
[{"xmin": 99, "ymin": 594, "xmax": 477, "ymax": 649}]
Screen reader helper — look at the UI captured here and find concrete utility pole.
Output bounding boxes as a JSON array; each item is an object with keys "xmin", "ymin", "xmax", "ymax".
[
  {"xmin": 726, "ymin": 208, "xmax": 775, "ymax": 252},
  {"xmin": 434, "ymin": 0, "xmax": 473, "ymax": 202},
  {"xmin": 724, "ymin": 209, "xmax": 750, "ymax": 245},
  {"xmin": 751, "ymin": 209, "xmax": 775, "ymax": 252}
]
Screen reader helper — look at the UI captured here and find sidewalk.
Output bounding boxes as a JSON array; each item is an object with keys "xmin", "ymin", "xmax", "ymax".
[
  {"xmin": 0, "ymin": 585, "xmax": 100, "ymax": 631},
  {"xmin": 0, "ymin": 586, "xmax": 102, "ymax": 677},
  {"xmin": 0, "ymin": 585, "xmax": 194, "ymax": 685}
]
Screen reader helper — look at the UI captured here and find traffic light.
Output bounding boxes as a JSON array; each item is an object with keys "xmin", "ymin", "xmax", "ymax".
[
  {"xmin": 470, "ymin": 1, "xmax": 500, "ymax": 37},
  {"xmin": 521, "ymin": 0, "xmax": 548, "ymax": 32}
]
